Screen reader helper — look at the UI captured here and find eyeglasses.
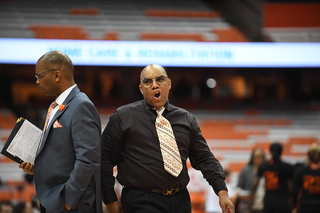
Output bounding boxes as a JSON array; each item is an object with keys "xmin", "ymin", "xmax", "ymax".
[
  {"xmin": 141, "ymin": 75, "xmax": 169, "ymax": 88},
  {"xmin": 35, "ymin": 68, "xmax": 57, "ymax": 80}
]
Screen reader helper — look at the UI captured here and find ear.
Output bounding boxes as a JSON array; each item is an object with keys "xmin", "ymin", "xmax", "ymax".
[
  {"xmin": 55, "ymin": 70, "xmax": 61, "ymax": 82},
  {"xmin": 139, "ymin": 85, "xmax": 143, "ymax": 95},
  {"xmin": 168, "ymin": 78, "xmax": 171, "ymax": 90}
]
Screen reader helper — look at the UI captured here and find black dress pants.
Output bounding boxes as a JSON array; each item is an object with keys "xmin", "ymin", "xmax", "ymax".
[{"xmin": 121, "ymin": 187, "xmax": 192, "ymax": 213}]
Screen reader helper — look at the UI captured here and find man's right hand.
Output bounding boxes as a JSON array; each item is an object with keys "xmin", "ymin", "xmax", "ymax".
[
  {"xmin": 19, "ymin": 161, "xmax": 34, "ymax": 175},
  {"xmin": 105, "ymin": 200, "xmax": 122, "ymax": 213}
]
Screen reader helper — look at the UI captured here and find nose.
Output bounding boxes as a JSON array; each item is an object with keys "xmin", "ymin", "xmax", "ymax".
[
  {"xmin": 151, "ymin": 79, "xmax": 159, "ymax": 88},
  {"xmin": 36, "ymin": 78, "xmax": 40, "ymax": 85}
]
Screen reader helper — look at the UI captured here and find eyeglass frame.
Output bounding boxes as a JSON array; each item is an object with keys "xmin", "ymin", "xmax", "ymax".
[
  {"xmin": 35, "ymin": 68, "xmax": 57, "ymax": 80},
  {"xmin": 140, "ymin": 75, "xmax": 170, "ymax": 88}
]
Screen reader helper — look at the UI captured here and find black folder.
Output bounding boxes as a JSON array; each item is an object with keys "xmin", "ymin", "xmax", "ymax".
[{"xmin": 1, "ymin": 117, "xmax": 25, "ymax": 164}]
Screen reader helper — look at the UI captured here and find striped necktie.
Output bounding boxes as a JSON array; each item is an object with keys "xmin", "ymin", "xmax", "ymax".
[
  {"xmin": 155, "ymin": 107, "xmax": 182, "ymax": 177},
  {"xmin": 37, "ymin": 101, "xmax": 58, "ymax": 152}
]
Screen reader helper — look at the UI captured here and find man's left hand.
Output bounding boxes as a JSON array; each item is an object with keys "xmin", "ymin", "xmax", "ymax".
[{"xmin": 218, "ymin": 190, "xmax": 235, "ymax": 213}]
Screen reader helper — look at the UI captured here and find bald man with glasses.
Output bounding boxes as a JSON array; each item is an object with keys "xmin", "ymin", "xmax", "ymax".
[{"xmin": 101, "ymin": 64, "xmax": 234, "ymax": 213}]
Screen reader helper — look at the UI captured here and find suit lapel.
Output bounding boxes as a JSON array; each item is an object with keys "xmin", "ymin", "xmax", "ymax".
[{"xmin": 36, "ymin": 86, "xmax": 80, "ymax": 156}]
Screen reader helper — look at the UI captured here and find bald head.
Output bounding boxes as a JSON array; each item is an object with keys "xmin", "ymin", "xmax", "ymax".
[
  {"xmin": 140, "ymin": 64, "xmax": 168, "ymax": 82},
  {"xmin": 139, "ymin": 64, "xmax": 171, "ymax": 110},
  {"xmin": 36, "ymin": 51, "xmax": 75, "ymax": 96},
  {"xmin": 38, "ymin": 50, "xmax": 74, "ymax": 79}
]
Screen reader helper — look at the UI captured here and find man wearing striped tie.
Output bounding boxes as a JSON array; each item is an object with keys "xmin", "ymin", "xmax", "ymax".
[
  {"xmin": 101, "ymin": 64, "xmax": 234, "ymax": 213},
  {"xmin": 19, "ymin": 51, "xmax": 102, "ymax": 213}
]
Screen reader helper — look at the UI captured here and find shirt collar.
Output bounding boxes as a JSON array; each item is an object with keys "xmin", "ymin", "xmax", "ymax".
[
  {"xmin": 55, "ymin": 84, "xmax": 77, "ymax": 105},
  {"xmin": 143, "ymin": 100, "xmax": 171, "ymax": 112}
]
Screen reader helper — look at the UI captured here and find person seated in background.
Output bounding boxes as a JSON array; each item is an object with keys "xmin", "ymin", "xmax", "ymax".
[
  {"xmin": 12, "ymin": 202, "xmax": 32, "ymax": 213},
  {"xmin": 291, "ymin": 143, "xmax": 320, "ymax": 213},
  {"xmin": 0, "ymin": 201, "xmax": 13, "ymax": 213},
  {"xmin": 205, "ymin": 169, "xmax": 236, "ymax": 213},
  {"xmin": 237, "ymin": 147, "xmax": 265, "ymax": 213},
  {"xmin": 246, "ymin": 142, "xmax": 293, "ymax": 213}
]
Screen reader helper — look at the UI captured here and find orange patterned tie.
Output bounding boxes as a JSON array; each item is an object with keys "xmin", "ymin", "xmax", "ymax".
[
  {"xmin": 155, "ymin": 107, "xmax": 182, "ymax": 177},
  {"xmin": 37, "ymin": 101, "xmax": 58, "ymax": 152}
]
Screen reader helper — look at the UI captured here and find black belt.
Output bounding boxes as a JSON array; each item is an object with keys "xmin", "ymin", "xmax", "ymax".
[{"xmin": 127, "ymin": 187, "xmax": 185, "ymax": 195}]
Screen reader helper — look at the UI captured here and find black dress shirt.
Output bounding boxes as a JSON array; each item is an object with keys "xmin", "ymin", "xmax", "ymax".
[{"xmin": 101, "ymin": 100, "xmax": 227, "ymax": 204}]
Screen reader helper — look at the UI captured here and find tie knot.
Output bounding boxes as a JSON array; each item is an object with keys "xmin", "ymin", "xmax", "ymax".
[
  {"xmin": 50, "ymin": 101, "xmax": 58, "ymax": 109},
  {"xmin": 156, "ymin": 107, "xmax": 165, "ymax": 116}
]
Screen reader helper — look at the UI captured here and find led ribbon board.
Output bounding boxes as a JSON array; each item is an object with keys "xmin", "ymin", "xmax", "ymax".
[{"xmin": 0, "ymin": 38, "xmax": 319, "ymax": 67}]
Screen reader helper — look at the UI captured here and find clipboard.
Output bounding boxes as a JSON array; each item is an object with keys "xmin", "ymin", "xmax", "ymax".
[
  {"xmin": 1, "ymin": 117, "xmax": 25, "ymax": 164},
  {"xmin": 1, "ymin": 117, "xmax": 42, "ymax": 164}
]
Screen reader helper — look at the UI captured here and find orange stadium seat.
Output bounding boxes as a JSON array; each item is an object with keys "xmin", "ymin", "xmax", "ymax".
[
  {"xmin": 86, "ymin": 8, "xmax": 100, "ymax": 15},
  {"xmin": 213, "ymin": 27, "xmax": 249, "ymax": 42},
  {"xmin": 21, "ymin": 184, "xmax": 36, "ymax": 202},
  {"xmin": 69, "ymin": 7, "xmax": 99, "ymax": 16},
  {"xmin": 0, "ymin": 112, "xmax": 16, "ymax": 129},
  {"xmin": 69, "ymin": 7, "xmax": 85, "ymax": 15},
  {"xmin": 204, "ymin": 11, "xmax": 220, "ymax": 18},
  {"xmin": 1, "ymin": 136, "xmax": 8, "ymax": 144},
  {"xmin": 139, "ymin": 32, "xmax": 205, "ymax": 42},
  {"xmin": 189, "ymin": 191, "xmax": 206, "ymax": 212},
  {"xmin": 29, "ymin": 24, "xmax": 88, "ymax": 39},
  {"xmin": 6, "ymin": 180, "xmax": 15, "ymax": 187},
  {"xmin": 145, "ymin": 9, "xmax": 220, "ymax": 19},
  {"xmin": 176, "ymin": 10, "xmax": 188, "ymax": 18},
  {"xmin": 289, "ymin": 137, "xmax": 317, "ymax": 145},
  {"xmin": 103, "ymin": 31, "xmax": 120, "ymax": 40},
  {"xmin": 227, "ymin": 162, "xmax": 247, "ymax": 173},
  {"xmin": 0, "ymin": 190, "xmax": 11, "ymax": 202},
  {"xmin": 286, "ymin": 137, "xmax": 319, "ymax": 157},
  {"xmin": 150, "ymin": 9, "xmax": 162, "ymax": 17},
  {"xmin": 274, "ymin": 118, "xmax": 292, "ymax": 125}
]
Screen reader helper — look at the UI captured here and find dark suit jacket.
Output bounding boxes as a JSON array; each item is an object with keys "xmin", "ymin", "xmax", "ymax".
[{"xmin": 34, "ymin": 86, "xmax": 102, "ymax": 213}]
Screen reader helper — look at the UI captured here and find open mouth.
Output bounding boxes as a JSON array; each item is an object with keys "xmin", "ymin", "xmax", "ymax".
[{"xmin": 154, "ymin": 92, "xmax": 161, "ymax": 99}]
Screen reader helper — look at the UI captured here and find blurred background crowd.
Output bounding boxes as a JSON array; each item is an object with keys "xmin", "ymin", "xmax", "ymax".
[{"xmin": 0, "ymin": 0, "xmax": 320, "ymax": 212}]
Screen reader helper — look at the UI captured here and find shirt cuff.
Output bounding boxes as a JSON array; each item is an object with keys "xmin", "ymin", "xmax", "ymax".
[
  {"xmin": 102, "ymin": 189, "xmax": 118, "ymax": 204},
  {"xmin": 211, "ymin": 178, "xmax": 228, "ymax": 195}
]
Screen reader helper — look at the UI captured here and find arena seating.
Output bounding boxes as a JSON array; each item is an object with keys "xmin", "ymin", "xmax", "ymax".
[
  {"xmin": 1, "ymin": 0, "xmax": 319, "ymax": 42},
  {"xmin": 0, "ymin": 179, "xmax": 36, "ymax": 204},
  {"xmin": 263, "ymin": 3, "xmax": 320, "ymax": 42},
  {"xmin": 0, "ymin": 0, "xmax": 243, "ymax": 42}
]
